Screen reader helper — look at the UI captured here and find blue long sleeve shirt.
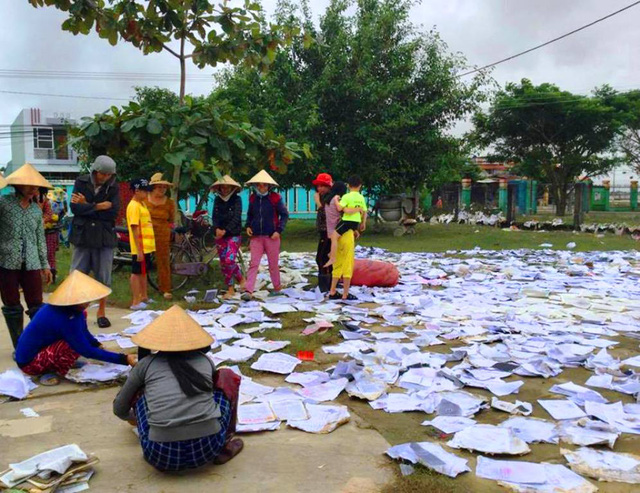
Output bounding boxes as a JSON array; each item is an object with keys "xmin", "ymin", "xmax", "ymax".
[{"xmin": 15, "ymin": 304, "xmax": 128, "ymax": 367}]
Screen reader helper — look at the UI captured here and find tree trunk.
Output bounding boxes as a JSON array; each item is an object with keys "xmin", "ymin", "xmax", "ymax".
[
  {"xmin": 195, "ymin": 191, "xmax": 210, "ymax": 212},
  {"xmin": 171, "ymin": 36, "xmax": 187, "ymax": 221}
]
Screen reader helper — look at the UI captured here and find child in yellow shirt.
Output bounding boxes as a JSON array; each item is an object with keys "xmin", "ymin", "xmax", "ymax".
[{"xmin": 127, "ymin": 178, "xmax": 155, "ymax": 310}]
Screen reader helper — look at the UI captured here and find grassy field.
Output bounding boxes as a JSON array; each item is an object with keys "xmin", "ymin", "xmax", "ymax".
[
  {"xmin": 50, "ymin": 220, "xmax": 639, "ymax": 310},
  {"xmin": 524, "ymin": 210, "xmax": 640, "ymax": 225}
]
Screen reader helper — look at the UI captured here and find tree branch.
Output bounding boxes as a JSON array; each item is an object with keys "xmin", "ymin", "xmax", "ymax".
[{"xmin": 162, "ymin": 44, "xmax": 181, "ymax": 58}]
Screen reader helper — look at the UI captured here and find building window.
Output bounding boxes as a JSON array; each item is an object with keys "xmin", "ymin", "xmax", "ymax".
[
  {"xmin": 54, "ymin": 128, "xmax": 69, "ymax": 160},
  {"xmin": 33, "ymin": 127, "xmax": 54, "ymax": 150}
]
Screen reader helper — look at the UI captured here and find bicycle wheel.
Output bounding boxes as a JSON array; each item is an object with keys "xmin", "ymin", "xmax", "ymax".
[
  {"xmin": 148, "ymin": 246, "xmax": 195, "ymax": 293},
  {"xmin": 201, "ymin": 226, "xmax": 217, "ymax": 254}
]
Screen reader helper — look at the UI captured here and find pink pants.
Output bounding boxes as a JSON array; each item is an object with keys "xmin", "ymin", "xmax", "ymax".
[{"xmin": 245, "ymin": 236, "xmax": 281, "ymax": 293}]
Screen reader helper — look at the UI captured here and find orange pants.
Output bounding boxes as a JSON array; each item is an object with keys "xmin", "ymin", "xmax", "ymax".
[{"xmin": 153, "ymin": 228, "xmax": 171, "ymax": 293}]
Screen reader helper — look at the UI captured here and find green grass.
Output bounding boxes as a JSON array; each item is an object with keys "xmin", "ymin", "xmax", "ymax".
[{"xmin": 525, "ymin": 210, "xmax": 640, "ymax": 225}]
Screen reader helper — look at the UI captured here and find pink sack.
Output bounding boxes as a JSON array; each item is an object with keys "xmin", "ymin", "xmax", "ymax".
[{"xmin": 351, "ymin": 259, "xmax": 400, "ymax": 287}]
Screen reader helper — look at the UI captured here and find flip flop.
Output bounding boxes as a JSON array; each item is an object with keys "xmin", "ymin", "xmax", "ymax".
[
  {"xmin": 97, "ymin": 317, "xmax": 111, "ymax": 328},
  {"xmin": 342, "ymin": 294, "xmax": 358, "ymax": 301},
  {"xmin": 213, "ymin": 438, "xmax": 244, "ymax": 465},
  {"xmin": 328, "ymin": 292, "xmax": 342, "ymax": 300},
  {"xmin": 40, "ymin": 373, "xmax": 60, "ymax": 386}
]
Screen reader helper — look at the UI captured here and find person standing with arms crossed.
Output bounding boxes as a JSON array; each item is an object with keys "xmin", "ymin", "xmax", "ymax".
[{"xmin": 69, "ymin": 155, "xmax": 120, "ymax": 328}]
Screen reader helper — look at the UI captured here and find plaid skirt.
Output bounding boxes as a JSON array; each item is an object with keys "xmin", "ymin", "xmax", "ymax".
[{"xmin": 135, "ymin": 390, "xmax": 231, "ymax": 472}]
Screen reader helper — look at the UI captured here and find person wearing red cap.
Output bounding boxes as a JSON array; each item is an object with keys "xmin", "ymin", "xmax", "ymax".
[{"xmin": 312, "ymin": 172, "xmax": 333, "ymax": 292}]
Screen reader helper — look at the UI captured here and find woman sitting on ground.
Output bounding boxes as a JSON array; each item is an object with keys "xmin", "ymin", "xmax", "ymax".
[
  {"xmin": 15, "ymin": 270, "xmax": 136, "ymax": 386},
  {"xmin": 113, "ymin": 305, "xmax": 243, "ymax": 472}
]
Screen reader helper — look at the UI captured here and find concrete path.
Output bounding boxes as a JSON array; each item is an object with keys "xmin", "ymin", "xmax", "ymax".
[{"xmin": 0, "ymin": 303, "xmax": 393, "ymax": 492}]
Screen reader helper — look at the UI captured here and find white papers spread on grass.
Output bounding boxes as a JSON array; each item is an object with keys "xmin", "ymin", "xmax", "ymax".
[
  {"xmin": 239, "ymin": 378, "xmax": 274, "ymax": 404},
  {"xmin": 250, "ymin": 352, "xmax": 301, "ymax": 374},
  {"xmin": 447, "ymin": 424, "xmax": 530, "ymax": 455},
  {"xmin": 562, "ymin": 447, "xmax": 640, "ymax": 484},
  {"xmin": 0, "ymin": 444, "xmax": 87, "ymax": 487},
  {"xmin": 0, "ymin": 369, "xmax": 37, "ymax": 399},
  {"xmin": 233, "ymin": 338, "xmax": 290, "ymax": 353},
  {"xmin": 297, "ymin": 377, "xmax": 348, "ymax": 402},
  {"xmin": 210, "ymin": 345, "xmax": 256, "ymax": 365},
  {"xmin": 236, "ymin": 421, "xmax": 281, "ymax": 433},
  {"xmin": 237, "ymin": 402, "xmax": 278, "ymax": 425},
  {"xmin": 436, "ymin": 391, "xmax": 486, "ymax": 417},
  {"xmin": 287, "ymin": 404, "xmax": 350, "ymax": 434},
  {"xmin": 557, "ymin": 419, "xmax": 619, "ymax": 448},
  {"xmin": 421, "ymin": 416, "xmax": 476, "ymax": 434},
  {"xmin": 386, "ymin": 442, "xmax": 470, "ymax": 478},
  {"xmin": 538, "ymin": 399, "xmax": 586, "ymax": 420},
  {"xmin": 285, "ymin": 371, "xmax": 331, "ymax": 388},
  {"xmin": 269, "ymin": 399, "xmax": 309, "ymax": 421},
  {"xmin": 262, "ymin": 303, "xmax": 297, "ymax": 315},
  {"xmin": 498, "ymin": 416, "xmax": 559, "ymax": 444},
  {"xmin": 476, "ymin": 456, "xmax": 597, "ymax": 493},
  {"xmin": 115, "ymin": 337, "xmax": 137, "ymax": 349},
  {"xmin": 345, "ymin": 376, "xmax": 387, "ymax": 401},
  {"xmin": 66, "ymin": 363, "xmax": 130, "ymax": 383}
]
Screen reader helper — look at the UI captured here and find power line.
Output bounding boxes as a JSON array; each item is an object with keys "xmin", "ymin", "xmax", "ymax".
[
  {"xmin": 0, "ymin": 69, "xmax": 214, "ymax": 82},
  {"xmin": 0, "ymin": 90, "xmax": 130, "ymax": 101},
  {"xmin": 458, "ymin": 0, "xmax": 640, "ymax": 77}
]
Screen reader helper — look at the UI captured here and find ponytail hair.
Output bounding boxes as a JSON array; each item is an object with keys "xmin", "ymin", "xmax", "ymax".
[{"xmin": 163, "ymin": 349, "xmax": 213, "ymax": 397}]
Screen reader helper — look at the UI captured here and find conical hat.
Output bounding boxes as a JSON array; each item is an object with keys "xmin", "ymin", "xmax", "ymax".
[
  {"xmin": 132, "ymin": 305, "xmax": 214, "ymax": 352},
  {"xmin": 48, "ymin": 270, "xmax": 112, "ymax": 306},
  {"xmin": 6, "ymin": 163, "xmax": 52, "ymax": 189},
  {"xmin": 149, "ymin": 172, "xmax": 173, "ymax": 187},
  {"xmin": 246, "ymin": 169, "xmax": 279, "ymax": 187},
  {"xmin": 0, "ymin": 173, "xmax": 6, "ymax": 190},
  {"xmin": 211, "ymin": 174, "xmax": 241, "ymax": 190}
]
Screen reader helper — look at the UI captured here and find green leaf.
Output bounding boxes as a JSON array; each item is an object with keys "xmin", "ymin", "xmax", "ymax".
[
  {"xmin": 188, "ymin": 136, "xmax": 208, "ymax": 145},
  {"xmin": 84, "ymin": 122, "xmax": 101, "ymax": 137},
  {"xmin": 120, "ymin": 119, "xmax": 136, "ymax": 133},
  {"xmin": 146, "ymin": 118, "xmax": 163, "ymax": 134},
  {"xmin": 165, "ymin": 152, "xmax": 186, "ymax": 167}
]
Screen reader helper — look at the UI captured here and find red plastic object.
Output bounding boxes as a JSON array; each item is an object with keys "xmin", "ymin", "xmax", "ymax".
[
  {"xmin": 297, "ymin": 350, "xmax": 315, "ymax": 361},
  {"xmin": 351, "ymin": 259, "xmax": 400, "ymax": 287}
]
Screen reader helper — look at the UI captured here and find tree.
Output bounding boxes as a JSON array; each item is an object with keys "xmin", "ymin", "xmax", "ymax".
[
  {"xmin": 473, "ymin": 80, "xmax": 623, "ymax": 216},
  {"xmin": 607, "ymin": 90, "xmax": 640, "ymax": 173},
  {"xmin": 214, "ymin": 0, "xmax": 488, "ymax": 194},
  {"xmin": 31, "ymin": 0, "xmax": 300, "ymax": 195},
  {"xmin": 70, "ymin": 86, "xmax": 305, "ymax": 206}
]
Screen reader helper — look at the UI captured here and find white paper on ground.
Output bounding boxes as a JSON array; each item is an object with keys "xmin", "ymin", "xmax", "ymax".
[
  {"xmin": 538, "ymin": 399, "xmax": 586, "ymax": 420},
  {"xmin": 2, "ymin": 444, "xmax": 87, "ymax": 486},
  {"xmin": 491, "ymin": 397, "xmax": 533, "ymax": 415},
  {"xmin": 262, "ymin": 303, "xmax": 297, "ymax": 315},
  {"xmin": 66, "ymin": 363, "xmax": 130, "ymax": 383},
  {"xmin": 0, "ymin": 369, "xmax": 37, "ymax": 399},
  {"xmin": 297, "ymin": 377, "xmax": 348, "ymax": 402},
  {"xmin": 562, "ymin": 447, "xmax": 640, "ymax": 484},
  {"xmin": 287, "ymin": 404, "xmax": 350, "ymax": 433},
  {"xmin": 115, "ymin": 337, "xmax": 137, "ymax": 349},
  {"xmin": 557, "ymin": 419, "xmax": 619, "ymax": 448},
  {"xmin": 211, "ymin": 345, "xmax": 257, "ymax": 365},
  {"xmin": 447, "ymin": 424, "xmax": 531, "ymax": 455},
  {"xmin": 286, "ymin": 371, "xmax": 331, "ymax": 387},
  {"xmin": 19, "ymin": 407, "xmax": 40, "ymax": 418},
  {"xmin": 236, "ymin": 421, "xmax": 281, "ymax": 433},
  {"xmin": 233, "ymin": 338, "xmax": 290, "ymax": 352},
  {"xmin": 421, "ymin": 416, "xmax": 476, "ymax": 434},
  {"xmin": 476, "ymin": 456, "xmax": 597, "ymax": 493},
  {"xmin": 269, "ymin": 399, "xmax": 309, "ymax": 421},
  {"xmin": 237, "ymin": 402, "xmax": 278, "ymax": 425},
  {"xmin": 498, "ymin": 416, "xmax": 559, "ymax": 444},
  {"xmin": 250, "ymin": 352, "xmax": 301, "ymax": 374},
  {"xmin": 345, "ymin": 376, "xmax": 387, "ymax": 401},
  {"xmin": 386, "ymin": 442, "xmax": 470, "ymax": 478}
]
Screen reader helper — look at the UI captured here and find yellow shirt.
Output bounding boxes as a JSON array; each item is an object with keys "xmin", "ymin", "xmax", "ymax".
[
  {"xmin": 339, "ymin": 191, "xmax": 367, "ymax": 222},
  {"xmin": 127, "ymin": 200, "xmax": 156, "ymax": 255}
]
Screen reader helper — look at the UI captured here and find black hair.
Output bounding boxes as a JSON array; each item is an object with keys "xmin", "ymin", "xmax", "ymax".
[
  {"xmin": 163, "ymin": 348, "xmax": 213, "ymax": 397},
  {"xmin": 348, "ymin": 175, "xmax": 362, "ymax": 188},
  {"xmin": 323, "ymin": 181, "xmax": 348, "ymax": 205}
]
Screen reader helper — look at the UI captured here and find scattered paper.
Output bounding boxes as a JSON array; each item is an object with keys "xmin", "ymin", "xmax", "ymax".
[
  {"xmin": 386, "ymin": 442, "xmax": 470, "ymax": 478},
  {"xmin": 447, "ymin": 424, "xmax": 530, "ymax": 455},
  {"xmin": 251, "ymin": 352, "xmax": 301, "ymax": 375},
  {"xmin": 562, "ymin": 447, "xmax": 640, "ymax": 484},
  {"xmin": 0, "ymin": 370, "xmax": 37, "ymax": 399}
]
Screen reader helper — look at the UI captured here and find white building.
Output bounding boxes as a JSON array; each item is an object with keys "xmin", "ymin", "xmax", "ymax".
[{"xmin": 5, "ymin": 108, "xmax": 79, "ymax": 181}]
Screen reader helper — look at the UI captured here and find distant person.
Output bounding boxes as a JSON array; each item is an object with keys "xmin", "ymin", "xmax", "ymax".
[
  {"xmin": 15, "ymin": 270, "xmax": 136, "ymax": 386},
  {"xmin": 127, "ymin": 179, "xmax": 156, "ymax": 310},
  {"xmin": 69, "ymin": 155, "xmax": 120, "ymax": 329},
  {"xmin": 145, "ymin": 173, "xmax": 176, "ymax": 300},
  {"xmin": 325, "ymin": 175, "xmax": 367, "ymax": 268},
  {"xmin": 113, "ymin": 305, "xmax": 243, "ymax": 472},
  {"xmin": 312, "ymin": 173, "xmax": 333, "ymax": 292},
  {"xmin": 0, "ymin": 164, "xmax": 53, "ymax": 350},
  {"xmin": 242, "ymin": 170, "xmax": 289, "ymax": 301},
  {"xmin": 435, "ymin": 196, "xmax": 443, "ymax": 209},
  {"xmin": 211, "ymin": 175, "xmax": 245, "ymax": 300}
]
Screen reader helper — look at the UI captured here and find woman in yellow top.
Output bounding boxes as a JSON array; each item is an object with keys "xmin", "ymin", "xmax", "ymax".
[
  {"xmin": 145, "ymin": 173, "xmax": 176, "ymax": 300},
  {"xmin": 126, "ymin": 179, "xmax": 156, "ymax": 310}
]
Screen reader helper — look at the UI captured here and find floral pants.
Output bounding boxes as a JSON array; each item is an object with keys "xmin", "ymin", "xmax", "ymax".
[{"xmin": 216, "ymin": 236, "xmax": 243, "ymax": 286}]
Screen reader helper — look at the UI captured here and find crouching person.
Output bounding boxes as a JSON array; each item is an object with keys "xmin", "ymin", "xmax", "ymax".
[
  {"xmin": 15, "ymin": 270, "xmax": 136, "ymax": 386},
  {"xmin": 113, "ymin": 305, "xmax": 243, "ymax": 472}
]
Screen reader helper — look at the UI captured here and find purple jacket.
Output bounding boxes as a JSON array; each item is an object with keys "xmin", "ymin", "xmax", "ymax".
[{"xmin": 245, "ymin": 192, "xmax": 289, "ymax": 236}]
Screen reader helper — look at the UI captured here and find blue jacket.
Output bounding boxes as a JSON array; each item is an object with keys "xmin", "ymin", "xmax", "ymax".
[
  {"xmin": 245, "ymin": 192, "xmax": 289, "ymax": 237},
  {"xmin": 15, "ymin": 304, "xmax": 127, "ymax": 367}
]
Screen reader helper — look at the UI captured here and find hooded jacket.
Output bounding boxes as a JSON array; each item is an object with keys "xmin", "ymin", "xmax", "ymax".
[
  {"xmin": 212, "ymin": 193, "xmax": 243, "ymax": 237},
  {"xmin": 69, "ymin": 173, "xmax": 120, "ymax": 249}
]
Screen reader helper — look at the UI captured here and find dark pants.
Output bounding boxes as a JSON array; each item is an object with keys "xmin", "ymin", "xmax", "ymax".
[
  {"xmin": 316, "ymin": 234, "xmax": 332, "ymax": 292},
  {"xmin": 0, "ymin": 267, "xmax": 43, "ymax": 309}
]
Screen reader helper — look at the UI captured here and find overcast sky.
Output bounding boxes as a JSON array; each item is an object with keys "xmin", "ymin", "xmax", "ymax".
[{"xmin": 1, "ymin": 0, "xmax": 639, "ymax": 166}]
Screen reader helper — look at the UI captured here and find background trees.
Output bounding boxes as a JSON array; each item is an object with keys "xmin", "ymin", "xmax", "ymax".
[{"xmin": 473, "ymin": 80, "xmax": 623, "ymax": 216}]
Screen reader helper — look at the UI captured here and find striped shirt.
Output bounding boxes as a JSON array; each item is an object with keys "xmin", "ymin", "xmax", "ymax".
[{"xmin": 127, "ymin": 199, "xmax": 156, "ymax": 255}]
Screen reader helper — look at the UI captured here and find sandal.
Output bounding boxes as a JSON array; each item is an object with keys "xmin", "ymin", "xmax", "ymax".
[
  {"xmin": 97, "ymin": 317, "xmax": 111, "ymax": 328},
  {"xmin": 328, "ymin": 292, "xmax": 342, "ymax": 300},
  {"xmin": 213, "ymin": 438, "xmax": 244, "ymax": 465},
  {"xmin": 342, "ymin": 294, "xmax": 358, "ymax": 301},
  {"xmin": 40, "ymin": 373, "xmax": 60, "ymax": 386}
]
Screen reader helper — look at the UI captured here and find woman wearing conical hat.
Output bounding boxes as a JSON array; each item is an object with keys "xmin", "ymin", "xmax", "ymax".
[
  {"xmin": 211, "ymin": 175, "xmax": 245, "ymax": 299},
  {"xmin": 113, "ymin": 305, "xmax": 243, "ymax": 471},
  {"xmin": 0, "ymin": 164, "xmax": 54, "ymax": 352},
  {"xmin": 242, "ymin": 170, "xmax": 289, "ymax": 300},
  {"xmin": 145, "ymin": 173, "xmax": 176, "ymax": 300},
  {"xmin": 14, "ymin": 270, "xmax": 136, "ymax": 386}
]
